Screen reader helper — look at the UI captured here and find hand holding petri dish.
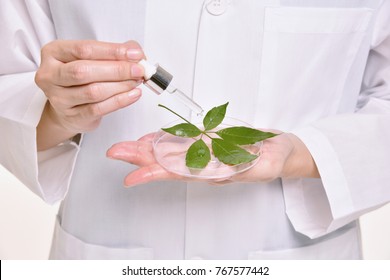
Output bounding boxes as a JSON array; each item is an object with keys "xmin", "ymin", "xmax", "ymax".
[{"xmin": 153, "ymin": 103, "xmax": 278, "ymax": 180}]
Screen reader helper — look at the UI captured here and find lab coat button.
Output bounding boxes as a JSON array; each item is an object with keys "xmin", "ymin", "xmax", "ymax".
[{"xmin": 206, "ymin": 0, "xmax": 229, "ymax": 16}]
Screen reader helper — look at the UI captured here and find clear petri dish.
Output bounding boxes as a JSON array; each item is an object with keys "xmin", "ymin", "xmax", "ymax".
[{"xmin": 153, "ymin": 117, "xmax": 262, "ymax": 179}]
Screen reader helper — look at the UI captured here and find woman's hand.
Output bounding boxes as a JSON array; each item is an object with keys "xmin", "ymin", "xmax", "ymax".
[
  {"xmin": 35, "ymin": 40, "xmax": 145, "ymax": 151},
  {"xmin": 106, "ymin": 132, "xmax": 320, "ymax": 187}
]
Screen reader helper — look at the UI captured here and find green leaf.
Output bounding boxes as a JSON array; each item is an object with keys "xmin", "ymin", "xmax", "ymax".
[
  {"xmin": 186, "ymin": 139, "xmax": 211, "ymax": 168},
  {"xmin": 211, "ymin": 138, "xmax": 258, "ymax": 165},
  {"xmin": 216, "ymin": 126, "xmax": 278, "ymax": 145},
  {"xmin": 162, "ymin": 123, "xmax": 202, "ymax": 138},
  {"xmin": 203, "ymin": 102, "xmax": 229, "ymax": 131}
]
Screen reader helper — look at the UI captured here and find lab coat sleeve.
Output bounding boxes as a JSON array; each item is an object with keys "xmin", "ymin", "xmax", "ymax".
[
  {"xmin": 282, "ymin": 2, "xmax": 390, "ymax": 238},
  {"xmin": 0, "ymin": 0, "xmax": 80, "ymax": 204}
]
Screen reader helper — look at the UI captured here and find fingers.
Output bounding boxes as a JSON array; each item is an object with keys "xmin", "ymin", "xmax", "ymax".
[
  {"xmin": 208, "ymin": 179, "xmax": 234, "ymax": 186},
  {"xmin": 42, "ymin": 40, "xmax": 144, "ymax": 63},
  {"xmin": 34, "ymin": 39, "xmax": 147, "ymax": 138},
  {"xmin": 74, "ymin": 88, "xmax": 142, "ymax": 119},
  {"xmin": 55, "ymin": 60, "xmax": 144, "ymax": 86},
  {"xmin": 38, "ymin": 40, "xmax": 145, "ymax": 87},
  {"xmin": 124, "ymin": 164, "xmax": 180, "ymax": 187},
  {"xmin": 106, "ymin": 137, "xmax": 239, "ymax": 187},
  {"xmin": 107, "ymin": 140, "xmax": 181, "ymax": 187},
  {"xmin": 123, "ymin": 40, "xmax": 145, "ymax": 60},
  {"xmin": 137, "ymin": 133, "xmax": 157, "ymax": 142},
  {"xmin": 49, "ymin": 80, "xmax": 142, "ymax": 108},
  {"xmin": 106, "ymin": 140, "xmax": 155, "ymax": 166}
]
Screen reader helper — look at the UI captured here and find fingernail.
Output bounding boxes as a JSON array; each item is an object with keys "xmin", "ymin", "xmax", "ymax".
[
  {"xmin": 127, "ymin": 49, "xmax": 143, "ymax": 60},
  {"xmin": 125, "ymin": 173, "xmax": 150, "ymax": 188},
  {"xmin": 131, "ymin": 64, "xmax": 144, "ymax": 78},
  {"xmin": 128, "ymin": 88, "xmax": 141, "ymax": 98},
  {"xmin": 124, "ymin": 180, "xmax": 143, "ymax": 188},
  {"xmin": 124, "ymin": 180, "xmax": 137, "ymax": 188}
]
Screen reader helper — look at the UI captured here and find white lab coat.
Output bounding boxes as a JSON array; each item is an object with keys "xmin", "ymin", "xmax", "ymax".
[{"xmin": 1, "ymin": 0, "xmax": 389, "ymax": 259}]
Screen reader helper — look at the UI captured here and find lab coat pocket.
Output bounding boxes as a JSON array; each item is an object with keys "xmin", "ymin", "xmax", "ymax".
[
  {"xmin": 248, "ymin": 226, "xmax": 360, "ymax": 260},
  {"xmin": 49, "ymin": 217, "xmax": 154, "ymax": 260},
  {"xmin": 255, "ymin": 7, "xmax": 374, "ymax": 129}
]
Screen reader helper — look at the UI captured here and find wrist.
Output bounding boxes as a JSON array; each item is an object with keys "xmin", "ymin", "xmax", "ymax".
[
  {"xmin": 281, "ymin": 133, "xmax": 320, "ymax": 178},
  {"xmin": 45, "ymin": 102, "xmax": 75, "ymax": 132},
  {"xmin": 36, "ymin": 102, "xmax": 78, "ymax": 151}
]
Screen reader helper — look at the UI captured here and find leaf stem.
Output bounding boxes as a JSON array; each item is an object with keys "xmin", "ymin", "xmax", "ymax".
[
  {"xmin": 158, "ymin": 104, "xmax": 192, "ymax": 124},
  {"xmin": 158, "ymin": 103, "xmax": 216, "ymax": 142},
  {"xmin": 201, "ymin": 131, "xmax": 214, "ymax": 140}
]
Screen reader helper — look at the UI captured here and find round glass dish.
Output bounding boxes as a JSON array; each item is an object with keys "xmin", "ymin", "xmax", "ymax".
[{"xmin": 153, "ymin": 117, "xmax": 262, "ymax": 179}]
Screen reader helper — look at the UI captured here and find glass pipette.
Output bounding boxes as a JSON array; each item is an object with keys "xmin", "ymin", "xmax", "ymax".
[{"xmin": 139, "ymin": 59, "xmax": 204, "ymax": 115}]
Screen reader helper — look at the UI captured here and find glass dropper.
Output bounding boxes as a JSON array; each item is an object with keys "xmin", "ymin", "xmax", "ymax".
[{"xmin": 138, "ymin": 59, "xmax": 204, "ymax": 115}]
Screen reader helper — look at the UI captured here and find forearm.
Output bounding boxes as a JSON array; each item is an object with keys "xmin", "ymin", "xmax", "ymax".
[{"xmin": 36, "ymin": 102, "xmax": 77, "ymax": 151}]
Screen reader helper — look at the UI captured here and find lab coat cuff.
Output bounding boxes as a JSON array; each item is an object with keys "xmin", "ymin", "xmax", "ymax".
[
  {"xmin": 37, "ymin": 140, "xmax": 81, "ymax": 204},
  {"xmin": 282, "ymin": 126, "xmax": 355, "ymax": 238},
  {"xmin": 32, "ymin": 89, "xmax": 81, "ymax": 204},
  {"xmin": 0, "ymin": 85, "xmax": 80, "ymax": 204}
]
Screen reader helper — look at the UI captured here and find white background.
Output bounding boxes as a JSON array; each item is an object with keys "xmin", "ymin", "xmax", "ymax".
[{"xmin": 0, "ymin": 164, "xmax": 389, "ymax": 259}]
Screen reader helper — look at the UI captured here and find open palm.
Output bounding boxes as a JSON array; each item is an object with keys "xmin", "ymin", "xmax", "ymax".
[{"xmin": 106, "ymin": 131, "xmax": 306, "ymax": 187}]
